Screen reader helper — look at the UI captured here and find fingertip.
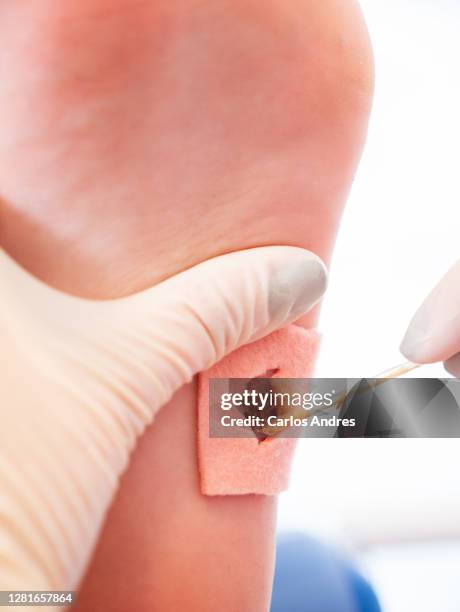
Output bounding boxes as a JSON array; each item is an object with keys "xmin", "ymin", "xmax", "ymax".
[
  {"xmin": 268, "ymin": 248, "xmax": 328, "ymax": 323},
  {"xmin": 399, "ymin": 260, "xmax": 460, "ymax": 364},
  {"xmin": 444, "ymin": 353, "xmax": 460, "ymax": 377}
]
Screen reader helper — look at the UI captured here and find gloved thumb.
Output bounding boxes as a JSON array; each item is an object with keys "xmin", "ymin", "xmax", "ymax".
[
  {"xmin": 0, "ymin": 245, "xmax": 326, "ymax": 594},
  {"xmin": 1, "ymin": 245, "xmax": 327, "ymax": 423},
  {"xmin": 114, "ymin": 246, "xmax": 327, "ymax": 408}
]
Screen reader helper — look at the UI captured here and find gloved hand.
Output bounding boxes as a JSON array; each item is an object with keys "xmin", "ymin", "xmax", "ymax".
[
  {"xmin": 0, "ymin": 246, "xmax": 326, "ymax": 602},
  {"xmin": 400, "ymin": 260, "xmax": 460, "ymax": 375}
]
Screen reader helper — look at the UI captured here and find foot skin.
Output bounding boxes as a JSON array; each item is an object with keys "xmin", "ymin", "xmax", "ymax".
[
  {"xmin": 0, "ymin": 0, "xmax": 373, "ymax": 297},
  {"xmin": 0, "ymin": 1, "xmax": 373, "ymax": 611}
]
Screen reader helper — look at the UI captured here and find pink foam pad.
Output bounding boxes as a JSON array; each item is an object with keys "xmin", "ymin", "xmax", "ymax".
[{"xmin": 198, "ymin": 325, "xmax": 319, "ymax": 496}]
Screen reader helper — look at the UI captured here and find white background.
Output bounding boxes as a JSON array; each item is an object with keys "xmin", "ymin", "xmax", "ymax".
[{"xmin": 278, "ymin": 1, "xmax": 460, "ymax": 610}]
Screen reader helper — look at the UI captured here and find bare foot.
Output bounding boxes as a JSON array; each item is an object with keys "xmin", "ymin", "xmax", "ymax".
[
  {"xmin": 0, "ymin": 0, "xmax": 372, "ymax": 297},
  {"xmin": 0, "ymin": 1, "xmax": 373, "ymax": 610}
]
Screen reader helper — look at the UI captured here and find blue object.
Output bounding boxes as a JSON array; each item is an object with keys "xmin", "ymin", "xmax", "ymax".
[{"xmin": 271, "ymin": 533, "xmax": 381, "ymax": 612}]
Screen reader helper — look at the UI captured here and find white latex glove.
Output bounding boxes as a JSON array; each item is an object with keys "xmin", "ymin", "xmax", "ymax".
[
  {"xmin": 400, "ymin": 260, "xmax": 460, "ymax": 375},
  {"xmin": 0, "ymin": 246, "xmax": 326, "ymax": 602}
]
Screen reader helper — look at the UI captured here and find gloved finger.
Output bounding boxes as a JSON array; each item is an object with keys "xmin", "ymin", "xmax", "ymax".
[
  {"xmin": 1, "ymin": 245, "xmax": 327, "ymax": 420},
  {"xmin": 400, "ymin": 260, "xmax": 460, "ymax": 364},
  {"xmin": 444, "ymin": 352, "xmax": 460, "ymax": 377},
  {"xmin": 0, "ymin": 245, "xmax": 327, "ymax": 594},
  {"xmin": 116, "ymin": 246, "xmax": 327, "ymax": 406}
]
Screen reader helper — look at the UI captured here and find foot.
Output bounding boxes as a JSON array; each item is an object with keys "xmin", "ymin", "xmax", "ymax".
[
  {"xmin": 0, "ymin": 0, "xmax": 373, "ymax": 297},
  {"xmin": 0, "ymin": 1, "xmax": 373, "ymax": 610}
]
